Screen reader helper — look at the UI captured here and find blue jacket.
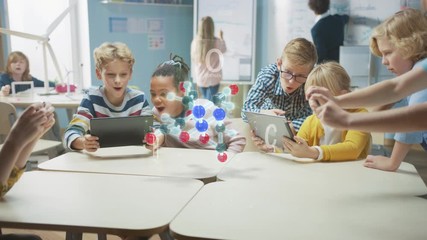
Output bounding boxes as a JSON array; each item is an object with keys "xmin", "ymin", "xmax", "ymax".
[{"xmin": 0, "ymin": 73, "xmax": 55, "ymax": 93}]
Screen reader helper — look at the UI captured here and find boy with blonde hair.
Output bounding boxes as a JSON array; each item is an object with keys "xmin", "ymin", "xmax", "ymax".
[
  {"xmin": 243, "ymin": 38, "xmax": 317, "ymax": 132},
  {"xmin": 307, "ymin": 8, "xmax": 427, "ymax": 171},
  {"xmin": 281, "ymin": 62, "xmax": 371, "ymax": 161},
  {"xmin": 63, "ymin": 42, "xmax": 151, "ymax": 152}
]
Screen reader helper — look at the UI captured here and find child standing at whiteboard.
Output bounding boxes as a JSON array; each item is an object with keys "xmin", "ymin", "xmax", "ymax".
[
  {"xmin": 308, "ymin": 0, "xmax": 349, "ymax": 63},
  {"xmin": 191, "ymin": 16, "xmax": 227, "ymax": 101},
  {"xmin": 282, "ymin": 62, "xmax": 371, "ymax": 161},
  {"xmin": 63, "ymin": 42, "xmax": 152, "ymax": 152}
]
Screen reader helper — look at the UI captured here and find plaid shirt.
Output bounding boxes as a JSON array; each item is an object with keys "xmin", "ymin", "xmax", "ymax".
[{"xmin": 242, "ymin": 64, "xmax": 312, "ymax": 131}]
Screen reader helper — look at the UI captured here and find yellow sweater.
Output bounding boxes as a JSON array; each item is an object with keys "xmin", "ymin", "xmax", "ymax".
[
  {"xmin": 297, "ymin": 108, "xmax": 371, "ymax": 161},
  {"xmin": 0, "ymin": 166, "xmax": 25, "ymax": 198}
]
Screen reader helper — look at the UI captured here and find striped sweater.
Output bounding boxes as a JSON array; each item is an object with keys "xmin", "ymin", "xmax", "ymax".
[{"xmin": 63, "ymin": 86, "xmax": 152, "ymax": 150}]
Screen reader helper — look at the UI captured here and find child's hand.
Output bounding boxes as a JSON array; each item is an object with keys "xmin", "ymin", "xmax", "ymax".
[
  {"xmin": 82, "ymin": 134, "xmax": 99, "ymax": 152},
  {"xmin": 283, "ymin": 136, "xmax": 318, "ymax": 159},
  {"xmin": 1, "ymin": 85, "xmax": 10, "ymax": 96},
  {"xmin": 364, "ymin": 155, "xmax": 400, "ymax": 172},
  {"xmin": 8, "ymin": 102, "xmax": 49, "ymax": 145},
  {"xmin": 251, "ymin": 130, "xmax": 274, "ymax": 153},
  {"xmin": 145, "ymin": 133, "xmax": 164, "ymax": 152},
  {"xmin": 72, "ymin": 135, "xmax": 99, "ymax": 152}
]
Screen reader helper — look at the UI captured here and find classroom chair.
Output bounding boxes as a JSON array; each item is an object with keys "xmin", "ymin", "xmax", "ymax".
[{"xmin": 0, "ymin": 102, "xmax": 62, "ymax": 161}]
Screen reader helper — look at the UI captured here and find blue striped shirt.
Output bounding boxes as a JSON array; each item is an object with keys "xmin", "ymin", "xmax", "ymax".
[
  {"xmin": 242, "ymin": 64, "xmax": 312, "ymax": 131},
  {"xmin": 63, "ymin": 86, "xmax": 152, "ymax": 150}
]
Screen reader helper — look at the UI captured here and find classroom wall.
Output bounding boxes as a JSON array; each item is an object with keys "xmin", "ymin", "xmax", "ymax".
[{"xmin": 87, "ymin": 1, "xmax": 193, "ymax": 105}]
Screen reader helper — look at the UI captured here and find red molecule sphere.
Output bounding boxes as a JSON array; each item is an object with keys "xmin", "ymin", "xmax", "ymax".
[
  {"xmin": 179, "ymin": 131, "xmax": 190, "ymax": 143},
  {"xmin": 185, "ymin": 110, "xmax": 192, "ymax": 117},
  {"xmin": 145, "ymin": 132, "xmax": 156, "ymax": 145},
  {"xmin": 199, "ymin": 133, "xmax": 210, "ymax": 144},
  {"xmin": 229, "ymin": 84, "xmax": 239, "ymax": 95},
  {"xmin": 179, "ymin": 82, "xmax": 186, "ymax": 93},
  {"xmin": 217, "ymin": 152, "xmax": 228, "ymax": 162}
]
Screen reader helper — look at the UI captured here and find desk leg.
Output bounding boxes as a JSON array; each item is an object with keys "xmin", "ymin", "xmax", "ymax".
[{"xmin": 66, "ymin": 232, "xmax": 82, "ymax": 240}]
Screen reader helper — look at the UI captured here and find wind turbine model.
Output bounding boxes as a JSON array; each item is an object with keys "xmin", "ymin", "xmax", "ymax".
[{"xmin": 0, "ymin": 0, "xmax": 76, "ymax": 94}]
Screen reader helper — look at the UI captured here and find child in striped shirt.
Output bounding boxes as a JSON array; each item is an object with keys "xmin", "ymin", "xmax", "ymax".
[{"xmin": 63, "ymin": 42, "xmax": 151, "ymax": 152}]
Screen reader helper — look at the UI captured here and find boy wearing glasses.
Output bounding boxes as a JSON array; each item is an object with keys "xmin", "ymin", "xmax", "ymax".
[{"xmin": 242, "ymin": 38, "xmax": 317, "ymax": 131}]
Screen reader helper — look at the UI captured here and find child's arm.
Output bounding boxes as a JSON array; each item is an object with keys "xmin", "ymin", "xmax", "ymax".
[
  {"xmin": 222, "ymin": 120, "xmax": 246, "ymax": 154},
  {"xmin": 319, "ymin": 129, "xmax": 371, "ymax": 161},
  {"xmin": 63, "ymin": 108, "xmax": 96, "ymax": 151},
  {"xmin": 364, "ymin": 141, "xmax": 410, "ymax": 172},
  {"xmin": 242, "ymin": 65, "xmax": 277, "ymax": 117},
  {"xmin": 307, "ymin": 65, "xmax": 427, "ymax": 109},
  {"xmin": 0, "ymin": 103, "xmax": 54, "ymax": 197}
]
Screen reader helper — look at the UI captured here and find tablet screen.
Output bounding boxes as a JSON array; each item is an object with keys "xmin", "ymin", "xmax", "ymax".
[
  {"xmin": 90, "ymin": 115, "xmax": 153, "ymax": 148},
  {"xmin": 244, "ymin": 111, "xmax": 295, "ymax": 149}
]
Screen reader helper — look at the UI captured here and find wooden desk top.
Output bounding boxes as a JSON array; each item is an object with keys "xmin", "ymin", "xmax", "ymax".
[
  {"xmin": 39, "ymin": 146, "xmax": 229, "ymax": 183},
  {"xmin": 171, "ymin": 180, "xmax": 427, "ymax": 240},
  {"xmin": 217, "ymin": 152, "xmax": 427, "ymax": 195},
  {"xmin": 0, "ymin": 88, "xmax": 83, "ymax": 108},
  {"xmin": 0, "ymin": 171, "xmax": 203, "ymax": 237}
]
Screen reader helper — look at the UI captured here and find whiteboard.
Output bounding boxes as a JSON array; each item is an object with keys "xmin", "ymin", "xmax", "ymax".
[
  {"xmin": 267, "ymin": 0, "xmax": 421, "ymax": 63},
  {"xmin": 194, "ymin": 0, "xmax": 256, "ymax": 84}
]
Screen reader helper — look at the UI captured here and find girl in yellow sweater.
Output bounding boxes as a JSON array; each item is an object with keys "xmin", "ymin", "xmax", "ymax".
[{"xmin": 283, "ymin": 62, "xmax": 371, "ymax": 161}]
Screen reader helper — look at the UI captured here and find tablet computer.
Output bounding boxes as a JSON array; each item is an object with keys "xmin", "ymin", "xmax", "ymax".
[
  {"xmin": 244, "ymin": 111, "xmax": 295, "ymax": 149},
  {"xmin": 90, "ymin": 115, "xmax": 153, "ymax": 148}
]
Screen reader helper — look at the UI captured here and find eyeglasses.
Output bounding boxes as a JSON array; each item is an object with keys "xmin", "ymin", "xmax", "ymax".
[{"xmin": 280, "ymin": 69, "xmax": 307, "ymax": 84}]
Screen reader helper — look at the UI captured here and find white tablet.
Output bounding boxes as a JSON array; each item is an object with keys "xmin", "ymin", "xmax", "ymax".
[
  {"xmin": 244, "ymin": 111, "xmax": 295, "ymax": 149},
  {"xmin": 90, "ymin": 115, "xmax": 153, "ymax": 148}
]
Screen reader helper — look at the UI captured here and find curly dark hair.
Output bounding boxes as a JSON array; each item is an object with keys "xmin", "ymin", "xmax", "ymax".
[{"xmin": 152, "ymin": 53, "xmax": 191, "ymax": 89}]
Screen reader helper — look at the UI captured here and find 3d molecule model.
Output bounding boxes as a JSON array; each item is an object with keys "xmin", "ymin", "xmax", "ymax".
[{"xmin": 145, "ymin": 81, "xmax": 239, "ymax": 162}]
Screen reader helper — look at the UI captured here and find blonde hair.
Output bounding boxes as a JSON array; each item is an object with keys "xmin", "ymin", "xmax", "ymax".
[
  {"xmin": 282, "ymin": 38, "xmax": 318, "ymax": 68},
  {"xmin": 193, "ymin": 16, "xmax": 215, "ymax": 63},
  {"xmin": 305, "ymin": 61, "xmax": 351, "ymax": 96},
  {"xmin": 370, "ymin": 8, "xmax": 427, "ymax": 62},
  {"xmin": 93, "ymin": 42, "xmax": 135, "ymax": 71},
  {"xmin": 5, "ymin": 51, "xmax": 31, "ymax": 81}
]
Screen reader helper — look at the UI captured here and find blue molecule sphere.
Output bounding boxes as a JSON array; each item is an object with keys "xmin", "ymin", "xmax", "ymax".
[
  {"xmin": 175, "ymin": 117, "xmax": 185, "ymax": 128},
  {"xmin": 216, "ymin": 143, "xmax": 227, "ymax": 153},
  {"xmin": 192, "ymin": 105, "xmax": 206, "ymax": 119},
  {"xmin": 213, "ymin": 108, "xmax": 226, "ymax": 121},
  {"xmin": 195, "ymin": 119, "xmax": 209, "ymax": 132}
]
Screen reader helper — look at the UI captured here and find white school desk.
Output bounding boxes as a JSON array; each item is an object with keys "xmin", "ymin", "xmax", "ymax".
[
  {"xmin": 0, "ymin": 139, "xmax": 61, "ymax": 153},
  {"xmin": 0, "ymin": 88, "xmax": 83, "ymax": 120},
  {"xmin": 169, "ymin": 152, "xmax": 427, "ymax": 239},
  {"xmin": 0, "ymin": 171, "xmax": 203, "ymax": 239},
  {"xmin": 217, "ymin": 152, "xmax": 427, "ymax": 194},
  {"xmin": 170, "ymin": 181, "xmax": 427, "ymax": 240},
  {"xmin": 39, "ymin": 146, "xmax": 229, "ymax": 183}
]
